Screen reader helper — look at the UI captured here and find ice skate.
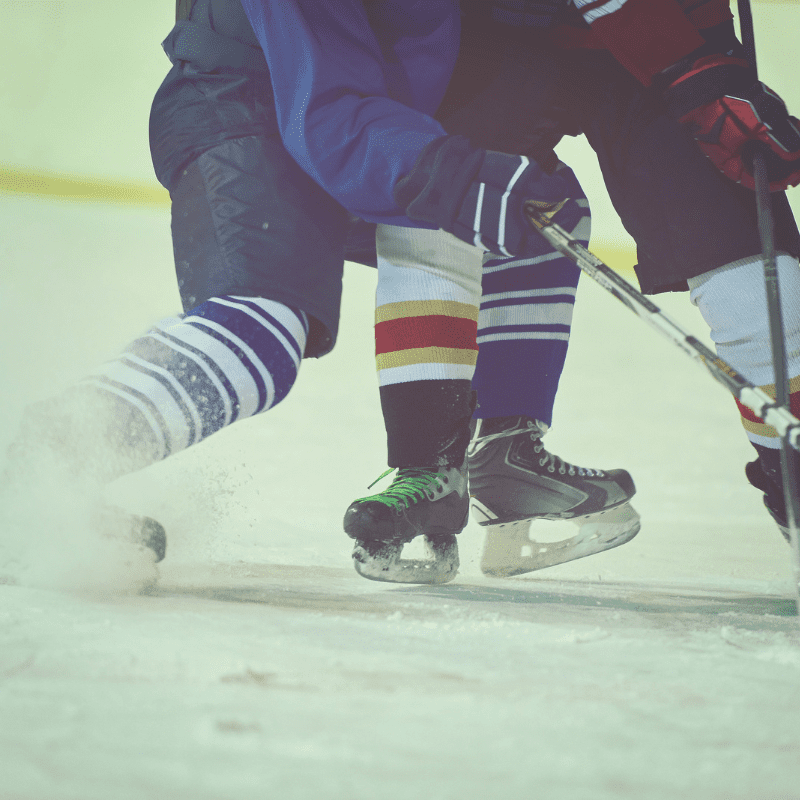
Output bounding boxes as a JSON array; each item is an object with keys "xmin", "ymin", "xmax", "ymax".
[
  {"xmin": 2, "ymin": 395, "xmax": 167, "ymax": 572},
  {"xmin": 745, "ymin": 447, "xmax": 798, "ymax": 544},
  {"xmin": 468, "ymin": 417, "xmax": 640, "ymax": 577},
  {"xmin": 343, "ymin": 463, "xmax": 469, "ymax": 584},
  {"xmin": 93, "ymin": 506, "xmax": 167, "ymax": 564}
]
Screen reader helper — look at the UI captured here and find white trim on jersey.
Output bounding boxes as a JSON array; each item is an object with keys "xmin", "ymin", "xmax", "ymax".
[
  {"xmin": 574, "ymin": 0, "xmax": 629, "ymax": 24},
  {"xmin": 473, "ymin": 182, "xmax": 486, "ymax": 250},
  {"xmin": 498, "ymin": 156, "xmax": 529, "ymax": 257}
]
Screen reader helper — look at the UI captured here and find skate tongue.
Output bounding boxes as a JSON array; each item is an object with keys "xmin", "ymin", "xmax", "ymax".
[{"xmin": 352, "ymin": 535, "xmax": 459, "ymax": 584}]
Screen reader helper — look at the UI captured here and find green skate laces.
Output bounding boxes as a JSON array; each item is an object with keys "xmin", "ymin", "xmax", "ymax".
[{"xmin": 356, "ymin": 468, "xmax": 444, "ymax": 511}]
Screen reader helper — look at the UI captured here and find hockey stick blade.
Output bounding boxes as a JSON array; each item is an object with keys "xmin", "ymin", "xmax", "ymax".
[
  {"xmin": 351, "ymin": 534, "xmax": 459, "ymax": 584},
  {"xmin": 523, "ymin": 202, "xmax": 800, "ymax": 450}
]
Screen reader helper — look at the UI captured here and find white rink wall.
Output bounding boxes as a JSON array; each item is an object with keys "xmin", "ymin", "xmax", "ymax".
[{"xmin": 1, "ymin": 0, "xmax": 799, "ymax": 249}]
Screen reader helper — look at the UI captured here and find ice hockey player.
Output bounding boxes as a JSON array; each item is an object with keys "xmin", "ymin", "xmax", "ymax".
[
  {"xmin": 1, "ymin": 0, "xmax": 641, "ymax": 586},
  {"xmin": 233, "ymin": 0, "xmax": 800, "ymax": 559}
]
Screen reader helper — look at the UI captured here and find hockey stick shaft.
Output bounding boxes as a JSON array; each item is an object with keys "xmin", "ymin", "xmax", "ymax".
[
  {"xmin": 524, "ymin": 204, "xmax": 800, "ymax": 450},
  {"xmin": 737, "ymin": 0, "xmax": 800, "ymax": 605}
]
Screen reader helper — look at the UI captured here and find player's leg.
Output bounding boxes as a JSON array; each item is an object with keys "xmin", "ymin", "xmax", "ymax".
[
  {"xmin": 687, "ymin": 256, "xmax": 800, "ymax": 541},
  {"xmin": 427, "ymin": 21, "xmax": 640, "ymax": 572},
  {"xmin": 4, "ymin": 133, "xmax": 348, "ymax": 564},
  {"xmin": 465, "ymin": 208, "xmax": 640, "ymax": 574},
  {"xmin": 565, "ymin": 46, "xmax": 800, "ymax": 541},
  {"xmin": 342, "ymin": 225, "xmax": 482, "ymax": 583}
]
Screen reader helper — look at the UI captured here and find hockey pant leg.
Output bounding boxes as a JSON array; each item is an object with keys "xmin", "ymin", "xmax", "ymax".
[
  {"xmin": 472, "ymin": 196, "xmax": 590, "ymax": 426},
  {"xmin": 688, "ymin": 253, "xmax": 800, "ymax": 526},
  {"xmin": 374, "ymin": 225, "xmax": 482, "ymax": 468},
  {"xmin": 9, "ymin": 297, "xmax": 308, "ymax": 485}
]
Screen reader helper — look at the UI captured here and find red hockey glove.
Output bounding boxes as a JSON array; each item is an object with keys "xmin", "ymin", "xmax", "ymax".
[{"xmin": 663, "ymin": 54, "xmax": 800, "ymax": 191}]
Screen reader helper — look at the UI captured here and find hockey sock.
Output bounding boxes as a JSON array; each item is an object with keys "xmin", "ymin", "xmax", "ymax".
[
  {"xmin": 62, "ymin": 295, "xmax": 308, "ymax": 481},
  {"xmin": 471, "ymin": 197, "xmax": 589, "ymax": 425},
  {"xmin": 473, "ymin": 252, "xmax": 580, "ymax": 426},
  {"xmin": 374, "ymin": 225, "xmax": 482, "ymax": 467},
  {"xmin": 688, "ymin": 253, "xmax": 800, "ymax": 452}
]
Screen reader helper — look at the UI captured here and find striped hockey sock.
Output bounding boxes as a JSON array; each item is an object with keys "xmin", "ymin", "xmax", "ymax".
[
  {"xmin": 374, "ymin": 225, "xmax": 482, "ymax": 467},
  {"xmin": 474, "ymin": 252, "xmax": 581, "ymax": 425},
  {"xmin": 688, "ymin": 253, "xmax": 800, "ymax": 452},
  {"xmin": 80, "ymin": 295, "xmax": 308, "ymax": 469},
  {"xmin": 472, "ymin": 195, "xmax": 589, "ymax": 425}
]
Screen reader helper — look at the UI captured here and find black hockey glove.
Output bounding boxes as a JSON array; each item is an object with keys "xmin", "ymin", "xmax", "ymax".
[{"xmin": 394, "ymin": 135, "xmax": 586, "ymax": 258}]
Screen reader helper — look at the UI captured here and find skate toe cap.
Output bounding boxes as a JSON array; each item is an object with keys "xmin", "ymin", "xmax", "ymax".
[
  {"xmin": 606, "ymin": 468, "xmax": 635, "ymax": 499},
  {"xmin": 343, "ymin": 501, "xmax": 397, "ymax": 543}
]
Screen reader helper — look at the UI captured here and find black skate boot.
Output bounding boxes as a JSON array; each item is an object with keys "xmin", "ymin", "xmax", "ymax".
[
  {"xmin": 745, "ymin": 444, "xmax": 799, "ymax": 544},
  {"xmin": 468, "ymin": 416, "xmax": 640, "ymax": 576},
  {"xmin": 93, "ymin": 506, "xmax": 167, "ymax": 563},
  {"xmin": 343, "ymin": 462, "xmax": 469, "ymax": 584}
]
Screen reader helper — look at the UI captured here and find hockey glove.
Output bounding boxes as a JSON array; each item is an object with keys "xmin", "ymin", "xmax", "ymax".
[
  {"xmin": 662, "ymin": 54, "xmax": 800, "ymax": 191},
  {"xmin": 394, "ymin": 135, "xmax": 586, "ymax": 258}
]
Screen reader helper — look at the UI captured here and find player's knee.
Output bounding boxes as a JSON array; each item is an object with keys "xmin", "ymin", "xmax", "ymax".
[
  {"xmin": 688, "ymin": 253, "xmax": 800, "ymax": 386},
  {"xmin": 87, "ymin": 296, "xmax": 308, "ymax": 458},
  {"xmin": 376, "ymin": 224, "xmax": 483, "ymax": 301},
  {"xmin": 180, "ymin": 295, "xmax": 308, "ymax": 415}
]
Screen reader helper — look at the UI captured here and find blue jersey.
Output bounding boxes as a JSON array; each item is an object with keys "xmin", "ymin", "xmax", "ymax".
[{"xmin": 239, "ymin": 0, "xmax": 460, "ymax": 226}]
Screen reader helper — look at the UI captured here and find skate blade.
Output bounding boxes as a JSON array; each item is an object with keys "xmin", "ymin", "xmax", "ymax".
[
  {"xmin": 476, "ymin": 501, "xmax": 640, "ymax": 578},
  {"xmin": 352, "ymin": 534, "xmax": 459, "ymax": 585}
]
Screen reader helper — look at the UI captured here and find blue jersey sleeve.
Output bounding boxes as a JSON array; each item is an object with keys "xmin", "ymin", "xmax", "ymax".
[{"xmin": 239, "ymin": 0, "xmax": 460, "ymax": 226}]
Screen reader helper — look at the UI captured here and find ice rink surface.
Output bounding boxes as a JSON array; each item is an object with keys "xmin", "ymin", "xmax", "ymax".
[{"xmin": 1, "ymin": 194, "xmax": 799, "ymax": 800}]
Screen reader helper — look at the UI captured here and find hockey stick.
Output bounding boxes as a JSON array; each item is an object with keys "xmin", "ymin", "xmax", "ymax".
[
  {"xmin": 525, "ymin": 204, "xmax": 800, "ymax": 448},
  {"xmin": 737, "ymin": 0, "xmax": 800, "ymax": 609},
  {"xmin": 525, "ymin": 204, "xmax": 800, "ymax": 609}
]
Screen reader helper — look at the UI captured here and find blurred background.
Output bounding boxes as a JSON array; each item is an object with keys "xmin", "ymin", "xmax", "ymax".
[{"xmin": 1, "ymin": 0, "xmax": 798, "ymax": 250}]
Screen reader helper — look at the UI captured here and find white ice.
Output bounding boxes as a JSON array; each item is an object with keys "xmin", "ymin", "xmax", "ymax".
[{"xmin": 2, "ymin": 192, "xmax": 799, "ymax": 800}]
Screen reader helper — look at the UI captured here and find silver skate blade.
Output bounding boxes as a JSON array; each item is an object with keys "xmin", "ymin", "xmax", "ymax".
[
  {"xmin": 352, "ymin": 534, "xmax": 459, "ymax": 584},
  {"xmin": 478, "ymin": 502, "xmax": 641, "ymax": 578}
]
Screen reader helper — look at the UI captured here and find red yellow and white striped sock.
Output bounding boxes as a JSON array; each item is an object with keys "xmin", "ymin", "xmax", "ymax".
[
  {"xmin": 688, "ymin": 253, "xmax": 800, "ymax": 450},
  {"xmin": 374, "ymin": 225, "xmax": 482, "ymax": 467},
  {"xmin": 375, "ymin": 225, "xmax": 482, "ymax": 386}
]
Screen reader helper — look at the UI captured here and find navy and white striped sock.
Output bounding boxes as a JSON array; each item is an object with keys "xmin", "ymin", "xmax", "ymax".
[
  {"xmin": 83, "ymin": 296, "xmax": 308, "ymax": 462},
  {"xmin": 472, "ymin": 196, "xmax": 589, "ymax": 425}
]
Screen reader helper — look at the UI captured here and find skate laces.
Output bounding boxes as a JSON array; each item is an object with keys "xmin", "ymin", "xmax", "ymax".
[
  {"xmin": 356, "ymin": 468, "xmax": 444, "ymax": 511},
  {"xmin": 475, "ymin": 418, "xmax": 604, "ymax": 477}
]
